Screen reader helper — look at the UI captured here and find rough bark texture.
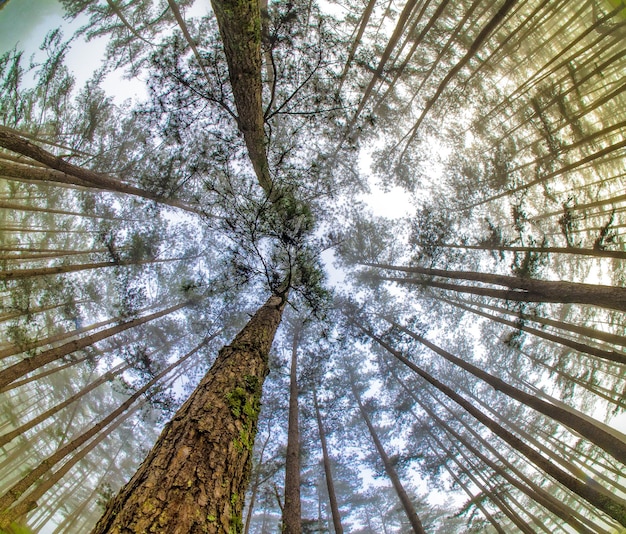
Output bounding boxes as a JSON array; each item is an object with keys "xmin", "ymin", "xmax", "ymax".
[
  {"xmin": 210, "ymin": 0, "xmax": 273, "ymax": 196},
  {"xmin": 91, "ymin": 294, "xmax": 286, "ymax": 534},
  {"xmin": 283, "ymin": 327, "xmax": 302, "ymax": 533}
]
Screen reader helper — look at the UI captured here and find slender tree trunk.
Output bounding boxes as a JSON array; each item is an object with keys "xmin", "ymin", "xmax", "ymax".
[
  {"xmin": 283, "ymin": 325, "xmax": 302, "ymax": 534},
  {"xmin": 0, "ymin": 301, "xmax": 187, "ymax": 389},
  {"xmin": 313, "ymin": 389, "xmax": 343, "ymax": 534},
  {"xmin": 0, "ymin": 339, "xmax": 209, "ymax": 526},
  {"xmin": 363, "ymin": 328, "xmax": 626, "ymax": 526},
  {"xmin": 0, "ymin": 354, "xmax": 90, "ymax": 393},
  {"xmin": 435, "ymin": 242, "xmax": 626, "ymax": 260},
  {"xmin": 352, "ymin": 384, "xmax": 425, "ymax": 534},
  {"xmin": 382, "ymin": 319, "xmax": 626, "ymax": 464},
  {"xmin": 439, "ymin": 459, "xmax": 507, "ymax": 534},
  {"xmin": 91, "ymin": 293, "xmax": 287, "ymax": 534},
  {"xmin": 441, "ymin": 297, "xmax": 626, "ymax": 364},
  {"xmin": 396, "ymin": 0, "xmax": 518, "ymax": 156},
  {"xmin": 0, "ymin": 361, "xmax": 130, "ymax": 448},
  {"xmin": 0, "ymin": 314, "xmax": 126, "ymax": 360},
  {"xmin": 0, "ymin": 402, "xmax": 144, "ymax": 527},
  {"xmin": 0, "ymin": 130, "xmax": 201, "ymax": 214},
  {"xmin": 387, "ymin": 362, "xmax": 601, "ymax": 533},
  {"xmin": 365, "ymin": 261, "xmax": 626, "ymax": 311}
]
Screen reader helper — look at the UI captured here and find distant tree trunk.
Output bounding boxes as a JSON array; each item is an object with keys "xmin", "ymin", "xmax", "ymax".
[
  {"xmin": 0, "ymin": 360, "xmax": 130, "ymax": 447},
  {"xmin": 0, "ymin": 255, "xmax": 194, "ymax": 281},
  {"xmin": 397, "ymin": 0, "xmax": 518, "ymax": 154},
  {"xmin": 0, "ymin": 301, "xmax": 188, "ymax": 390},
  {"xmin": 434, "ymin": 242, "xmax": 626, "ymax": 260},
  {"xmin": 363, "ymin": 328, "xmax": 626, "ymax": 526},
  {"xmin": 439, "ymin": 459, "xmax": 507, "ymax": 534},
  {"xmin": 364, "ymin": 261, "xmax": 626, "ymax": 311},
  {"xmin": 441, "ymin": 297, "xmax": 626, "ymax": 364},
  {"xmin": 0, "ymin": 401, "xmax": 144, "ymax": 526},
  {"xmin": 0, "ymin": 355, "xmax": 90, "ymax": 393},
  {"xmin": 313, "ymin": 389, "xmax": 343, "ymax": 534},
  {"xmin": 352, "ymin": 384, "xmax": 425, "ymax": 534},
  {"xmin": 0, "ymin": 339, "xmax": 209, "ymax": 526},
  {"xmin": 448, "ymin": 296, "xmax": 626, "ymax": 347},
  {"xmin": 91, "ymin": 293, "xmax": 287, "ymax": 534},
  {"xmin": 338, "ymin": 0, "xmax": 377, "ymax": 89},
  {"xmin": 0, "ymin": 313, "xmax": 126, "ymax": 360},
  {"xmin": 382, "ymin": 319, "xmax": 626, "ymax": 465},
  {"xmin": 418, "ymin": 391, "xmax": 596, "ymax": 534},
  {"xmin": 283, "ymin": 325, "xmax": 302, "ymax": 534},
  {"xmin": 386, "ymin": 362, "xmax": 599, "ymax": 533},
  {"xmin": 0, "ymin": 130, "xmax": 202, "ymax": 214},
  {"xmin": 348, "ymin": 0, "xmax": 421, "ymax": 127}
]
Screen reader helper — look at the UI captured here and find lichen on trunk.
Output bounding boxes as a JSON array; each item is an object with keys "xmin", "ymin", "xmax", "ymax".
[{"xmin": 91, "ymin": 294, "xmax": 287, "ymax": 534}]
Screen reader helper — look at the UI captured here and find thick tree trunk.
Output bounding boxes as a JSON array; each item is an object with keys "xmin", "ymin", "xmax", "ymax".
[
  {"xmin": 313, "ymin": 389, "xmax": 343, "ymax": 534},
  {"xmin": 210, "ymin": 0, "xmax": 272, "ymax": 196},
  {"xmin": 352, "ymin": 385, "xmax": 425, "ymax": 534},
  {"xmin": 91, "ymin": 294, "xmax": 287, "ymax": 534},
  {"xmin": 283, "ymin": 325, "xmax": 302, "ymax": 534}
]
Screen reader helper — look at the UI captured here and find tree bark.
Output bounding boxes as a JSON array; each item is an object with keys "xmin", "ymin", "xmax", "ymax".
[
  {"xmin": 313, "ymin": 389, "xmax": 343, "ymax": 534},
  {"xmin": 91, "ymin": 293, "xmax": 287, "ymax": 534},
  {"xmin": 210, "ymin": 0, "xmax": 272, "ymax": 196},
  {"xmin": 283, "ymin": 325, "xmax": 302, "ymax": 534}
]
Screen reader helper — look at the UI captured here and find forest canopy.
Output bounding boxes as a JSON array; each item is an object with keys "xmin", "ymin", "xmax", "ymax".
[{"xmin": 0, "ymin": 0, "xmax": 626, "ymax": 532}]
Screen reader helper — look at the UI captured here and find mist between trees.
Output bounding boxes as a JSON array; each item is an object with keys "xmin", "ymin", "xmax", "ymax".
[{"xmin": 0, "ymin": 0, "xmax": 625, "ymax": 532}]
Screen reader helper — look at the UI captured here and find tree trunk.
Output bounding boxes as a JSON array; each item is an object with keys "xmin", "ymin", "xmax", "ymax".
[
  {"xmin": 383, "ymin": 319, "xmax": 626, "ymax": 465},
  {"xmin": 435, "ymin": 242, "xmax": 626, "ymax": 261},
  {"xmin": 0, "ymin": 361, "xmax": 130, "ymax": 448},
  {"xmin": 209, "ymin": 0, "xmax": 272, "ymax": 196},
  {"xmin": 365, "ymin": 261, "xmax": 626, "ymax": 311},
  {"xmin": 387, "ymin": 362, "xmax": 600, "ymax": 534},
  {"xmin": 352, "ymin": 385, "xmax": 426, "ymax": 534},
  {"xmin": 0, "ymin": 301, "xmax": 187, "ymax": 390},
  {"xmin": 441, "ymin": 297, "xmax": 626, "ymax": 364},
  {"xmin": 313, "ymin": 389, "xmax": 343, "ymax": 534},
  {"xmin": 283, "ymin": 325, "xmax": 302, "ymax": 534},
  {"xmin": 0, "ymin": 129, "xmax": 201, "ymax": 214},
  {"xmin": 364, "ymin": 328, "xmax": 626, "ymax": 526},
  {"xmin": 91, "ymin": 293, "xmax": 287, "ymax": 534},
  {"xmin": 0, "ymin": 339, "xmax": 209, "ymax": 526}
]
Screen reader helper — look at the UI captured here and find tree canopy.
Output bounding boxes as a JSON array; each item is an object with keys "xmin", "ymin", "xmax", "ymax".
[{"xmin": 1, "ymin": 0, "xmax": 626, "ymax": 532}]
